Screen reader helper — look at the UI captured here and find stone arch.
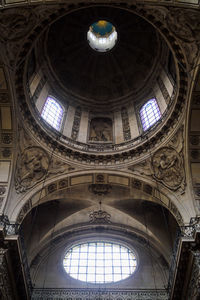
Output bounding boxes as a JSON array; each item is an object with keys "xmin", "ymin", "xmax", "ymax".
[{"xmin": 14, "ymin": 171, "xmax": 184, "ymax": 227}]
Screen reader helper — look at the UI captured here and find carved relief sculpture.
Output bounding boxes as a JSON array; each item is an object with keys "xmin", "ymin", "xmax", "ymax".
[
  {"xmin": 15, "ymin": 146, "xmax": 49, "ymax": 192},
  {"xmin": 89, "ymin": 210, "xmax": 111, "ymax": 224},
  {"xmin": 89, "ymin": 117, "xmax": 113, "ymax": 142},
  {"xmin": 15, "ymin": 146, "xmax": 74, "ymax": 193},
  {"xmin": 152, "ymin": 147, "xmax": 184, "ymax": 190}
]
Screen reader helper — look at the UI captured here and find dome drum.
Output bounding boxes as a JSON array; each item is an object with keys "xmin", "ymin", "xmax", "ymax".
[{"xmin": 21, "ymin": 4, "xmax": 186, "ymax": 162}]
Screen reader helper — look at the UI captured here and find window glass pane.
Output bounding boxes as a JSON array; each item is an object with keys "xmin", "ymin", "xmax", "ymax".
[
  {"xmin": 63, "ymin": 242, "xmax": 137, "ymax": 283},
  {"xmin": 41, "ymin": 96, "xmax": 63, "ymax": 131},
  {"xmin": 140, "ymin": 98, "xmax": 161, "ymax": 131}
]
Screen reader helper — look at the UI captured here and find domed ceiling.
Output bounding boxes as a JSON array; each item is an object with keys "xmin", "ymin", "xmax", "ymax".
[
  {"xmin": 45, "ymin": 6, "xmax": 161, "ymax": 110},
  {"xmin": 24, "ymin": 4, "xmax": 181, "ymax": 159}
]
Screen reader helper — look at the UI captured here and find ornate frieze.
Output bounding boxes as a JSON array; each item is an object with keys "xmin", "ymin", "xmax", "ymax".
[{"xmin": 32, "ymin": 288, "xmax": 168, "ymax": 299}]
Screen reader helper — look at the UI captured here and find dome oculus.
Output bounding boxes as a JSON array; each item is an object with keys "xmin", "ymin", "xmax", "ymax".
[
  {"xmin": 63, "ymin": 242, "xmax": 137, "ymax": 283},
  {"xmin": 87, "ymin": 20, "xmax": 117, "ymax": 52}
]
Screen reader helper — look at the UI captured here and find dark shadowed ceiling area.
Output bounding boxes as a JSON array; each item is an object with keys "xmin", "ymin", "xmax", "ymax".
[{"xmin": 45, "ymin": 6, "xmax": 162, "ymax": 109}]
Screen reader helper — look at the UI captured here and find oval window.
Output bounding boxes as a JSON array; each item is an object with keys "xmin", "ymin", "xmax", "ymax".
[{"xmin": 63, "ymin": 242, "xmax": 137, "ymax": 283}]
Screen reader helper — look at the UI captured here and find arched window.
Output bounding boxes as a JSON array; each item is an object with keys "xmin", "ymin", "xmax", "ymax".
[
  {"xmin": 140, "ymin": 98, "xmax": 161, "ymax": 131},
  {"xmin": 41, "ymin": 96, "xmax": 63, "ymax": 131}
]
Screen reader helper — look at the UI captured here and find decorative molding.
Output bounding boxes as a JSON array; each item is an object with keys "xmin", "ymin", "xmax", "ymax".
[
  {"xmin": 1, "ymin": 133, "xmax": 12, "ymax": 144},
  {"xmin": 88, "ymin": 184, "xmax": 112, "ymax": 196},
  {"xmin": 121, "ymin": 107, "xmax": 131, "ymax": 141},
  {"xmin": 32, "ymin": 288, "xmax": 168, "ymax": 299},
  {"xmin": 89, "ymin": 209, "xmax": 111, "ymax": 224},
  {"xmin": 190, "ymin": 136, "xmax": 199, "ymax": 146},
  {"xmin": 181, "ymin": 216, "xmax": 200, "ymax": 238},
  {"xmin": 71, "ymin": 106, "xmax": 81, "ymax": 141}
]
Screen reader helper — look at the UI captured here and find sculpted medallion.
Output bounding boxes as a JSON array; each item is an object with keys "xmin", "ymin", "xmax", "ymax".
[{"xmin": 152, "ymin": 147, "xmax": 183, "ymax": 190}]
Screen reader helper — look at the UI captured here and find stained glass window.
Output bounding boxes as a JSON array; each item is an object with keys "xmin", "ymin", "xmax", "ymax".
[
  {"xmin": 63, "ymin": 242, "xmax": 137, "ymax": 283},
  {"xmin": 41, "ymin": 97, "xmax": 63, "ymax": 131},
  {"xmin": 140, "ymin": 98, "xmax": 161, "ymax": 131}
]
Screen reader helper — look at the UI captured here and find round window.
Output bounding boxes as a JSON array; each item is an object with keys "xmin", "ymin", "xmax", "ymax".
[
  {"xmin": 63, "ymin": 241, "xmax": 137, "ymax": 283},
  {"xmin": 87, "ymin": 20, "xmax": 117, "ymax": 52}
]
